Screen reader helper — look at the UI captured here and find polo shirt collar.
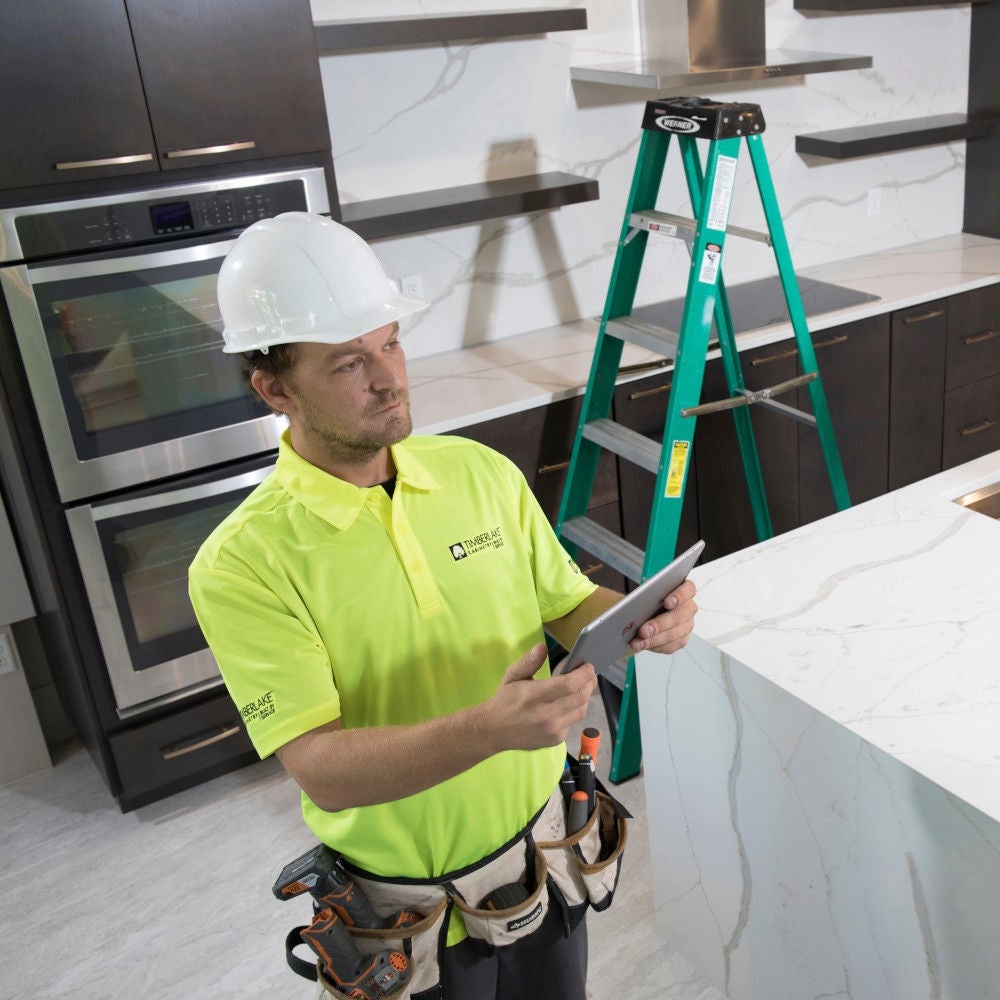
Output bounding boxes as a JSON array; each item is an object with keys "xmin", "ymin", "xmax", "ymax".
[{"xmin": 274, "ymin": 430, "xmax": 439, "ymax": 530}]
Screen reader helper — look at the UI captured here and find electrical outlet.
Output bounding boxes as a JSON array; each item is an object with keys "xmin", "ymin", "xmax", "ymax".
[
  {"xmin": 867, "ymin": 187, "xmax": 882, "ymax": 217},
  {"xmin": 400, "ymin": 274, "xmax": 424, "ymax": 299},
  {"xmin": 0, "ymin": 630, "xmax": 16, "ymax": 676}
]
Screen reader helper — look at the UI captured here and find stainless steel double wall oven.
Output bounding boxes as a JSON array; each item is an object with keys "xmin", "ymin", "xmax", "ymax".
[{"xmin": 0, "ymin": 165, "xmax": 330, "ymax": 807}]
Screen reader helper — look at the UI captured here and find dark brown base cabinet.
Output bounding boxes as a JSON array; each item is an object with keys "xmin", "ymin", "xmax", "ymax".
[{"xmin": 454, "ymin": 282, "xmax": 1000, "ymax": 575}]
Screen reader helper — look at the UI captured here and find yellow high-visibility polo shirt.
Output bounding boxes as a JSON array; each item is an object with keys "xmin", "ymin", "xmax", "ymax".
[{"xmin": 189, "ymin": 430, "xmax": 596, "ymax": 888}]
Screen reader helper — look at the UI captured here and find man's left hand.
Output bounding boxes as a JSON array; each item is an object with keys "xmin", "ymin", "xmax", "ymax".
[{"xmin": 628, "ymin": 579, "xmax": 698, "ymax": 655}]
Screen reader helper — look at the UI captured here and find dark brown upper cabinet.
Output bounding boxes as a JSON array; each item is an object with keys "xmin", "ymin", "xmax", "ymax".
[
  {"xmin": 126, "ymin": 0, "xmax": 330, "ymax": 171},
  {"xmin": 0, "ymin": 0, "xmax": 159, "ymax": 190},
  {"xmin": 0, "ymin": 0, "xmax": 330, "ymax": 193}
]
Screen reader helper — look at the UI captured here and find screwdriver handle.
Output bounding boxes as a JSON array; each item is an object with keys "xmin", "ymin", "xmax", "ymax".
[{"xmin": 579, "ymin": 727, "xmax": 601, "ymax": 764}]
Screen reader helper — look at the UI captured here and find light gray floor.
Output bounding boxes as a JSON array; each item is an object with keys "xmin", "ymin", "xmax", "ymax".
[{"xmin": 1, "ymin": 697, "xmax": 725, "ymax": 1000}]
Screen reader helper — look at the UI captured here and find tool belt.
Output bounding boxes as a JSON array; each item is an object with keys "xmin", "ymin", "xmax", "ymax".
[{"xmin": 285, "ymin": 773, "xmax": 630, "ymax": 1000}]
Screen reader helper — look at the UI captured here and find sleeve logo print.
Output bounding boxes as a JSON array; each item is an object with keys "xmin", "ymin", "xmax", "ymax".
[
  {"xmin": 240, "ymin": 690, "xmax": 277, "ymax": 726},
  {"xmin": 448, "ymin": 525, "xmax": 505, "ymax": 560}
]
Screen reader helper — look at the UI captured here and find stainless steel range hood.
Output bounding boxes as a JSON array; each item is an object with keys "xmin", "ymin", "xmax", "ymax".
[{"xmin": 571, "ymin": 0, "xmax": 872, "ymax": 90}]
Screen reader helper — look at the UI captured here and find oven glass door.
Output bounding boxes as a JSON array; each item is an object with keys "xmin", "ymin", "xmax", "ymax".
[
  {"xmin": 1, "ymin": 239, "xmax": 284, "ymax": 501},
  {"xmin": 65, "ymin": 459, "xmax": 274, "ymax": 716}
]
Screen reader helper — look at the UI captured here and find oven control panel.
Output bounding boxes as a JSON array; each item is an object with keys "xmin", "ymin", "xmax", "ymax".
[{"xmin": 14, "ymin": 178, "xmax": 310, "ymax": 258}]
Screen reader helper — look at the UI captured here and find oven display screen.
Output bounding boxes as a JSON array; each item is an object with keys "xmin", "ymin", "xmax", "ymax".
[{"xmin": 150, "ymin": 201, "xmax": 194, "ymax": 234}]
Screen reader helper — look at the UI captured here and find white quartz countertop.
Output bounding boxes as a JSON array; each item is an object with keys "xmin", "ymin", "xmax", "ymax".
[
  {"xmin": 690, "ymin": 450, "xmax": 1000, "ymax": 825},
  {"xmin": 407, "ymin": 232, "xmax": 1000, "ymax": 434}
]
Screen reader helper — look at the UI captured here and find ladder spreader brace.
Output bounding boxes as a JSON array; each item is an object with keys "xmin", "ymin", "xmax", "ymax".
[{"xmin": 555, "ymin": 97, "xmax": 851, "ymax": 783}]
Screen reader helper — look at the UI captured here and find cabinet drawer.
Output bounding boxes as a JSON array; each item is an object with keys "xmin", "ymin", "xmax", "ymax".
[
  {"xmin": 946, "ymin": 284, "xmax": 1000, "ymax": 390},
  {"xmin": 109, "ymin": 692, "xmax": 256, "ymax": 809},
  {"xmin": 942, "ymin": 373, "xmax": 1000, "ymax": 469}
]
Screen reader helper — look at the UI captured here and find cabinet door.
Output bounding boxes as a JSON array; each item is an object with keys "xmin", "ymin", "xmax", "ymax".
[
  {"xmin": 0, "ymin": 0, "xmax": 157, "ymax": 190},
  {"xmin": 126, "ymin": 0, "xmax": 331, "ymax": 169},
  {"xmin": 614, "ymin": 370, "xmax": 700, "ymax": 568},
  {"xmin": 888, "ymin": 300, "xmax": 946, "ymax": 490},
  {"xmin": 799, "ymin": 315, "xmax": 890, "ymax": 524},
  {"xmin": 695, "ymin": 344, "xmax": 798, "ymax": 561}
]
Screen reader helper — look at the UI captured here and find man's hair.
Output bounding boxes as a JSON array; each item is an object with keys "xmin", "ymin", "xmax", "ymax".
[{"xmin": 239, "ymin": 343, "xmax": 299, "ymax": 412}]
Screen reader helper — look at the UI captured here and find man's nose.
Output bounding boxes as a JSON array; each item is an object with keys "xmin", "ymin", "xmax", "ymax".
[{"xmin": 370, "ymin": 354, "xmax": 405, "ymax": 390}]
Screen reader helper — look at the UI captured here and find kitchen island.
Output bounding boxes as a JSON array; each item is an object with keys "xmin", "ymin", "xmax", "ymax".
[{"xmin": 635, "ymin": 451, "xmax": 1000, "ymax": 1000}]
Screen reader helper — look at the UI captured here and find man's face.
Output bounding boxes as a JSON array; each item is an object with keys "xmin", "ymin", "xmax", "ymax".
[{"xmin": 270, "ymin": 322, "xmax": 412, "ymax": 467}]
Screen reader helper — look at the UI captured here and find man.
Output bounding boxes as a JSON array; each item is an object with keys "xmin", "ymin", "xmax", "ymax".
[{"xmin": 189, "ymin": 213, "xmax": 697, "ymax": 999}]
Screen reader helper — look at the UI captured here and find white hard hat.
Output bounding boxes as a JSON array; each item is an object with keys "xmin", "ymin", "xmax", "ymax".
[{"xmin": 217, "ymin": 212, "xmax": 429, "ymax": 353}]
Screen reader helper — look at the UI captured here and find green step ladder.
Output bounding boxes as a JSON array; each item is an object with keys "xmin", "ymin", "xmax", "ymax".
[{"xmin": 556, "ymin": 97, "xmax": 851, "ymax": 783}]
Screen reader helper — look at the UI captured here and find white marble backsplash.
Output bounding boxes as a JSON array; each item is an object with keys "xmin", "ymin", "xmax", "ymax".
[{"xmin": 309, "ymin": 0, "xmax": 972, "ymax": 360}]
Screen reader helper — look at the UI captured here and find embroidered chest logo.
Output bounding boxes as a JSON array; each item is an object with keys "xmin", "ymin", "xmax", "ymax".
[
  {"xmin": 240, "ymin": 690, "xmax": 277, "ymax": 726},
  {"xmin": 449, "ymin": 525, "xmax": 504, "ymax": 560}
]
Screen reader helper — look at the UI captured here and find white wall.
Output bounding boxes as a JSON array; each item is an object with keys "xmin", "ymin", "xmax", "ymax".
[{"xmin": 310, "ymin": 0, "xmax": 972, "ymax": 360}]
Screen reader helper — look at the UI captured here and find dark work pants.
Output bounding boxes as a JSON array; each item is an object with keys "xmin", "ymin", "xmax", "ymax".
[{"xmin": 438, "ymin": 905, "xmax": 588, "ymax": 1000}]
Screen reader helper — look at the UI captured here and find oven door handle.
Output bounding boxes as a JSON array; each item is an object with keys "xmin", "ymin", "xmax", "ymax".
[{"xmin": 87, "ymin": 463, "xmax": 277, "ymax": 521}]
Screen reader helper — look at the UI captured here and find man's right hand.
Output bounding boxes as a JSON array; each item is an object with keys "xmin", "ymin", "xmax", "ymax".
[{"xmin": 482, "ymin": 643, "xmax": 597, "ymax": 754}]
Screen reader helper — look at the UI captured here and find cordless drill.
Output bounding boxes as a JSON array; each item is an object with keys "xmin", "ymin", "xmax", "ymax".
[
  {"xmin": 302, "ymin": 907, "xmax": 411, "ymax": 1000},
  {"xmin": 273, "ymin": 843, "xmax": 420, "ymax": 929}
]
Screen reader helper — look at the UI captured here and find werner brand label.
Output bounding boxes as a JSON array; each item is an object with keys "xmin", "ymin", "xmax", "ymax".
[{"xmin": 654, "ymin": 114, "xmax": 700, "ymax": 134}]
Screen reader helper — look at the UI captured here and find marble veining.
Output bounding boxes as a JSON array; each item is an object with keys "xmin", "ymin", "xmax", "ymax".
[{"xmin": 636, "ymin": 451, "xmax": 1000, "ymax": 1000}]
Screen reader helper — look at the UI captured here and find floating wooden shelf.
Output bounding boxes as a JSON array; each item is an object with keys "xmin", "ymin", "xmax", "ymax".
[
  {"xmin": 796, "ymin": 113, "xmax": 1000, "ymax": 159},
  {"xmin": 340, "ymin": 172, "xmax": 599, "ymax": 241},
  {"xmin": 315, "ymin": 8, "xmax": 587, "ymax": 52},
  {"xmin": 794, "ymin": 0, "xmax": 980, "ymax": 10}
]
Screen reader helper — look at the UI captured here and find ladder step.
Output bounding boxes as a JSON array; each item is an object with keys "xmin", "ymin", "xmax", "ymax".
[
  {"xmin": 583, "ymin": 418, "xmax": 661, "ymax": 474},
  {"xmin": 629, "ymin": 209, "xmax": 772, "ymax": 247},
  {"xmin": 606, "ymin": 317, "xmax": 680, "ymax": 358},
  {"xmin": 560, "ymin": 516, "xmax": 644, "ymax": 584}
]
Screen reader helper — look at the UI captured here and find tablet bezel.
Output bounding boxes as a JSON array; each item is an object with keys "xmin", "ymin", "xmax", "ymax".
[{"xmin": 552, "ymin": 539, "xmax": 705, "ymax": 675}]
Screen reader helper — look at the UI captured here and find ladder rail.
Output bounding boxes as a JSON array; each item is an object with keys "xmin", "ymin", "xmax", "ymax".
[
  {"xmin": 556, "ymin": 128, "xmax": 672, "ymax": 540},
  {"xmin": 746, "ymin": 133, "xmax": 850, "ymax": 512}
]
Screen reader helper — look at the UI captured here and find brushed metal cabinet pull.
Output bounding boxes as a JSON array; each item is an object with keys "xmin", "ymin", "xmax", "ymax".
[
  {"xmin": 964, "ymin": 329, "xmax": 1000, "ymax": 346},
  {"xmin": 628, "ymin": 382, "xmax": 672, "ymax": 400},
  {"xmin": 161, "ymin": 724, "xmax": 241, "ymax": 760},
  {"xmin": 960, "ymin": 418, "xmax": 998, "ymax": 437},
  {"xmin": 164, "ymin": 140, "xmax": 256, "ymax": 159},
  {"xmin": 55, "ymin": 152, "xmax": 154, "ymax": 170},
  {"xmin": 750, "ymin": 346, "xmax": 798, "ymax": 366},
  {"xmin": 812, "ymin": 334, "xmax": 849, "ymax": 351},
  {"xmin": 537, "ymin": 460, "xmax": 570, "ymax": 475},
  {"xmin": 903, "ymin": 308, "xmax": 945, "ymax": 325}
]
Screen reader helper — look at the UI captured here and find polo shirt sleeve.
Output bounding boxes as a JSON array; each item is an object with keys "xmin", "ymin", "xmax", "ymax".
[{"xmin": 189, "ymin": 560, "xmax": 342, "ymax": 759}]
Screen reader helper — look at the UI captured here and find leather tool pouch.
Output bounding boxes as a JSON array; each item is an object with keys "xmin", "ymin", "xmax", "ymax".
[{"xmin": 284, "ymin": 775, "xmax": 630, "ymax": 1000}]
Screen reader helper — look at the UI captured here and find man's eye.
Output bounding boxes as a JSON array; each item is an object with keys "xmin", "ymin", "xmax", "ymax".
[{"xmin": 338, "ymin": 359, "xmax": 362, "ymax": 373}]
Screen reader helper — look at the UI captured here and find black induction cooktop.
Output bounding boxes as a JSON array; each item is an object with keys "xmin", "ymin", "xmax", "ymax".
[{"xmin": 631, "ymin": 276, "xmax": 879, "ymax": 335}]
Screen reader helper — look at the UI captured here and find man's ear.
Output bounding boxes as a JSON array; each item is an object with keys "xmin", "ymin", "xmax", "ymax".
[{"xmin": 250, "ymin": 368, "xmax": 293, "ymax": 416}]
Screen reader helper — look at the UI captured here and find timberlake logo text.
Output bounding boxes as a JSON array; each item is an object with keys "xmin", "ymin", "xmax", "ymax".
[
  {"xmin": 240, "ymin": 691, "xmax": 276, "ymax": 726},
  {"xmin": 449, "ymin": 525, "xmax": 504, "ymax": 560}
]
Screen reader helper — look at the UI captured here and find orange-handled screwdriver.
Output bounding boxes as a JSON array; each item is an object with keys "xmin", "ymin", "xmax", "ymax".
[{"xmin": 579, "ymin": 727, "xmax": 601, "ymax": 764}]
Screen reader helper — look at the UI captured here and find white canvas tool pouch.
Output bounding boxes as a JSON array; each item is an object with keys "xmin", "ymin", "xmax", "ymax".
[{"xmin": 285, "ymin": 777, "xmax": 631, "ymax": 999}]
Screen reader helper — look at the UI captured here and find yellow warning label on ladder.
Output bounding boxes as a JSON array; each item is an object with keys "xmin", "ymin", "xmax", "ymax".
[{"xmin": 665, "ymin": 440, "xmax": 689, "ymax": 498}]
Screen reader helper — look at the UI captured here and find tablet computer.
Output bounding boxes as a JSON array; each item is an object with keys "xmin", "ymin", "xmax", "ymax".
[{"xmin": 553, "ymin": 539, "xmax": 704, "ymax": 674}]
